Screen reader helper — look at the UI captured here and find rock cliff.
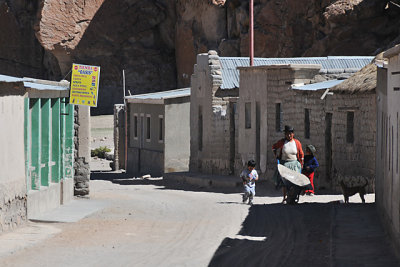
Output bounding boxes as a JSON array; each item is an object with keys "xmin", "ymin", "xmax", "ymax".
[{"xmin": 0, "ymin": 0, "xmax": 399, "ymax": 114}]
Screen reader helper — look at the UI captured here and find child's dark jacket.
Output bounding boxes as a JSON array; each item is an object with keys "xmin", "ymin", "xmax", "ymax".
[{"xmin": 303, "ymin": 155, "xmax": 319, "ymax": 174}]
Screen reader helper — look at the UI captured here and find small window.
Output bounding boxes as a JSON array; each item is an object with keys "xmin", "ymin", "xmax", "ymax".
[
  {"xmin": 159, "ymin": 115, "xmax": 164, "ymax": 142},
  {"xmin": 305, "ymin": 109, "xmax": 310, "ymax": 139},
  {"xmin": 346, "ymin": 111, "xmax": 354, "ymax": 143},
  {"xmin": 146, "ymin": 115, "xmax": 151, "ymax": 141},
  {"xmin": 134, "ymin": 115, "xmax": 138, "ymax": 139},
  {"xmin": 276, "ymin": 103, "xmax": 283, "ymax": 132},
  {"xmin": 245, "ymin": 102, "xmax": 251, "ymax": 129},
  {"xmin": 198, "ymin": 106, "xmax": 203, "ymax": 151}
]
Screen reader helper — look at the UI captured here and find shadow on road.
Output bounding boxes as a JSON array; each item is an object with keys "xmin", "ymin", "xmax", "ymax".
[
  {"xmin": 208, "ymin": 202, "xmax": 400, "ymax": 267},
  {"xmin": 90, "ymin": 171, "xmax": 284, "ymax": 196}
]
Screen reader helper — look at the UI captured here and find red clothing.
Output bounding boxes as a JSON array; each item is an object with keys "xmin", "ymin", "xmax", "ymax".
[
  {"xmin": 272, "ymin": 138, "xmax": 304, "ymax": 166},
  {"xmin": 304, "ymin": 172, "xmax": 315, "ymax": 194}
]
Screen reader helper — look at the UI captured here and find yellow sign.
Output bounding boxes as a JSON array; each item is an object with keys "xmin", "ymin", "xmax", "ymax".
[{"xmin": 70, "ymin": 63, "xmax": 100, "ymax": 107}]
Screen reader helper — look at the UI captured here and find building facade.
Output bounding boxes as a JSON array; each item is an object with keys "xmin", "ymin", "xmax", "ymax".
[
  {"xmin": 124, "ymin": 88, "xmax": 190, "ymax": 177},
  {"xmin": 0, "ymin": 74, "xmax": 77, "ymax": 231},
  {"xmin": 190, "ymin": 51, "xmax": 374, "ymax": 187},
  {"xmin": 237, "ymin": 62, "xmax": 377, "ymax": 191}
]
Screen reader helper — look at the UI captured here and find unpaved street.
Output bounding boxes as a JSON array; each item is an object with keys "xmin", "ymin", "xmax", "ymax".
[{"xmin": 0, "ymin": 175, "xmax": 398, "ymax": 267}]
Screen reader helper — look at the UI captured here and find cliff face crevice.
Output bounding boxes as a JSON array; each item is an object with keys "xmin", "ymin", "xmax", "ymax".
[{"xmin": 1, "ymin": 0, "xmax": 399, "ymax": 114}]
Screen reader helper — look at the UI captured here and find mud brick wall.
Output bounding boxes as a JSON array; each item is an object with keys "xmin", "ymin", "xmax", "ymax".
[{"xmin": 190, "ymin": 51, "xmax": 238, "ymax": 175}]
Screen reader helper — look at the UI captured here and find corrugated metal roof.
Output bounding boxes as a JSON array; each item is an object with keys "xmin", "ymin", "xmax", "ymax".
[
  {"xmin": 291, "ymin": 79, "xmax": 345, "ymax": 91},
  {"xmin": 125, "ymin": 88, "xmax": 190, "ymax": 100},
  {"xmin": 0, "ymin": 74, "xmax": 69, "ymax": 91},
  {"xmin": 219, "ymin": 56, "xmax": 374, "ymax": 90},
  {"xmin": 0, "ymin": 74, "xmax": 26, "ymax": 83},
  {"xmin": 23, "ymin": 81, "xmax": 69, "ymax": 91}
]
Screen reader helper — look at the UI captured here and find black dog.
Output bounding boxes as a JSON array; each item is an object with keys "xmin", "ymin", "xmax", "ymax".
[{"xmin": 340, "ymin": 179, "xmax": 368, "ymax": 203}]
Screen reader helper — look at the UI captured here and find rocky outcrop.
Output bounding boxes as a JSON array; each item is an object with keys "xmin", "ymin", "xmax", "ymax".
[
  {"xmin": 34, "ymin": 0, "xmax": 105, "ymax": 74},
  {"xmin": 0, "ymin": 1, "xmax": 60, "ymax": 79},
  {"xmin": 1, "ymin": 0, "xmax": 400, "ymax": 114}
]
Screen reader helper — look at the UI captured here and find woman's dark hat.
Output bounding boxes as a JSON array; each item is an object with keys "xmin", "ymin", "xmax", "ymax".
[{"xmin": 284, "ymin": 125, "xmax": 294, "ymax": 132}]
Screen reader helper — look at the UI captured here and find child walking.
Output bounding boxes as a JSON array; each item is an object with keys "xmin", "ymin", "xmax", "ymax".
[
  {"xmin": 302, "ymin": 145, "xmax": 319, "ymax": 195},
  {"xmin": 240, "ymin": 160, "xmax": 259, "ymax": 205}
]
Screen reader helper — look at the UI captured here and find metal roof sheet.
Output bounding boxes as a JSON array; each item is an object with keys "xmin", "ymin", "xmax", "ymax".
[
  {"xmin": 125, "ymin": 88, "xmax": 190, "ymax": 100},
  {"xmin": 0, "ymin": 74, "xmax": 26, "ymax": 83},
  {"xmin": 23, "ymin": 81, "xmax": 69, "ymax": 91},
  {"xmin": 291, "ymin": 79, "xmax": 345, "ymax": 91},
  {"xmin": 219, "ymin": 56, "xmax": 374, "ymax": 90},
  {"xmin": 0, "ymin": 74, "xmax": 69, "ymax": 91}
]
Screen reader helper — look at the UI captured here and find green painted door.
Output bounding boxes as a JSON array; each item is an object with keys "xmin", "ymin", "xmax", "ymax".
[
  {"xmin": 30, "ymin": 98, "xmax": 40, "ymax": 190},
  {"xmin": 51, "ymin": 98, "xmax": 61, "ymax": 183},
  {"xmin": 41, "ymin": 99, "xmax": 50, "ymax": 186},
  {"xmin": 64, "ymin": 100, "xmax": 74, "ymax": 179}
]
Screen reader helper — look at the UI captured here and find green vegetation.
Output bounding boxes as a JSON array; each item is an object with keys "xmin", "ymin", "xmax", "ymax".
[{"xmin": 91, "ymin": 146, "xmax": 111, "ymax": 158}]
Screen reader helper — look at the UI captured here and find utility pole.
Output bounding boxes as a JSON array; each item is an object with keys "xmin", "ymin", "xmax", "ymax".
[{"xmin": 249, "ymin": 0, "xmax": 254, "ymax": 66}]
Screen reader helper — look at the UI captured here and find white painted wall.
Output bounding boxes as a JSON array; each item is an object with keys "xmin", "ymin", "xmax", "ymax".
[
  {"xmin": 0, "ymin": 94, "xmax": 27, "ymax": 231},
  {"xmin": 377, "ymin": 47, "xmax": 400, "ymax": 251}
]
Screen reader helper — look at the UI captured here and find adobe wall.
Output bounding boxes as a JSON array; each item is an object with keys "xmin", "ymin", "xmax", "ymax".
[
  {"xmin": 190, "ymin": 51, "xmax": 237, "ymax": 175},
  {"xmin": 329, "ymin": 93, "xmax": 376, "ymax": 192},
  {"xmin": 238, "ymin": 65, "xmax": 376, "ymax": 192},
  {"xmin": 164, "ymin": 97, "xmax": 190, "ymax": 173},
  {"xmin": 0, "ymin": 87, "xmax": 27, "ymax": 233}
]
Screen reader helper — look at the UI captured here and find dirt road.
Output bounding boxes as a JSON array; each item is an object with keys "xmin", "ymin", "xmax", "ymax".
[
  {"xmin": 0, "ymin": 175, "xmax": 398, "ymax": 267},
  {"xmin": 0, "ymin": 115, "xmax": 397, "ymax": 266}
]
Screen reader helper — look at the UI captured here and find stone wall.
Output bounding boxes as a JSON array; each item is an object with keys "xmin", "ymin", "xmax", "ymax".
[
  {"xmin": 74, "ymin": 106, "xmax": 91, "ymax": 196},
  {"xmin": 190, "ymin": 51, "xmax": 238, "ymax": 175},
  {"xmin": 113, "ymin": 104, "xmax": 125, "ymax": 171}
]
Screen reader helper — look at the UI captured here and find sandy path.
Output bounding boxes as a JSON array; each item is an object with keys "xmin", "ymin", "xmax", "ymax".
[
  {"xmin": 0, "ymin": 177, "xmax": 398, "ymax": 267},
  {"xmin": 1, "ymin": 115, "xmax": 396, "ymax": 266},
  {"xmin": 0, "ymin": 179, "xmax": 249, "ymax": 267}
]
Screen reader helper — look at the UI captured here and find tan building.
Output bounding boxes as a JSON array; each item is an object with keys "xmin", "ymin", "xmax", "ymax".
[
  {"xmin": 190, "ymin": 51, "xmax": 374, "ymax": 189},
  {"xmin": 377, "ymin": 45, "xmax": 400, "ymax": 252},
  {"xmin": 237, "ymin": 62, "xmax": 377, "ymax": 191},
  {"xmin": 124, "ymin": 88, "xmax": 191, "ymax": 177}
]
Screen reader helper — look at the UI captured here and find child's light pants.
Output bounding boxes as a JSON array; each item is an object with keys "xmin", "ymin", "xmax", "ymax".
[{"xmin": 243, "ymin": 184, "xmax": 255, "ymax": 201}]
